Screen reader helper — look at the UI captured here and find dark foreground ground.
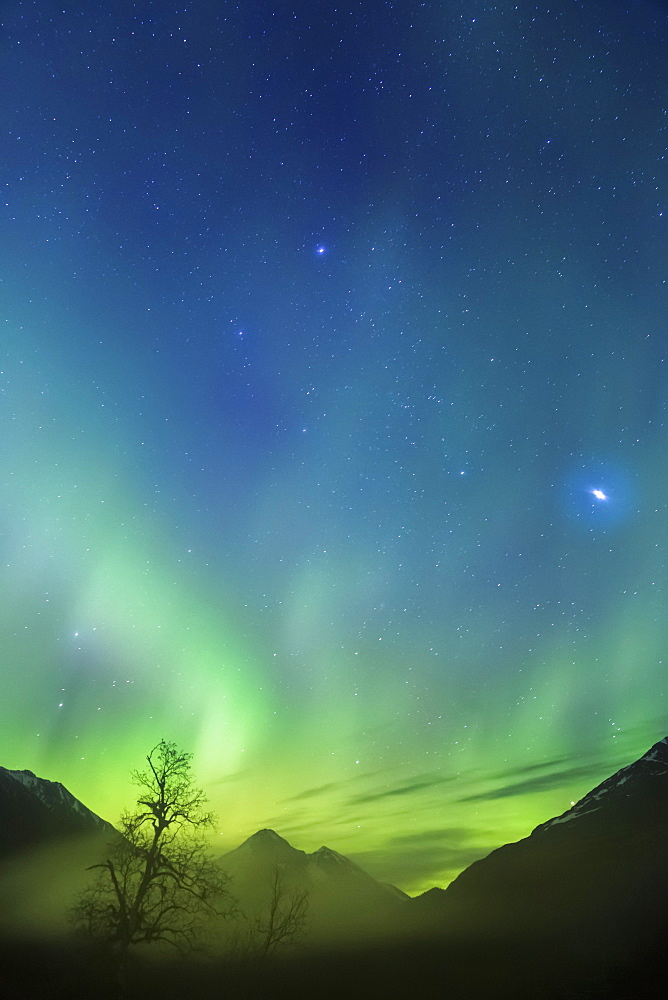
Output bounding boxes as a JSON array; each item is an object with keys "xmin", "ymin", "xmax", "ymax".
[{"xmin": 1, "ymin": 933, "xmax": 666, "ymax": 1000}]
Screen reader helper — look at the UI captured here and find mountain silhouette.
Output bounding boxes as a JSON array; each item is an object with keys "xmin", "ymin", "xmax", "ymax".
[
  {"xmin": 0, "ymin": 768, "xmax": 118, "ymax": 939},
  {"xmin": 0, "ymin": 767, "xmax": 115, "ymax": 858},
  {"xmin": 219, "ymin": 828, "xmax": 407, "ymax": 945},
  {"xmin": 410, "ymin": 736, "xmax": 668, "ymax": 971},
  {"xmin": 2, "ymin": 740, "xmax": 668, "ymax": 998}
]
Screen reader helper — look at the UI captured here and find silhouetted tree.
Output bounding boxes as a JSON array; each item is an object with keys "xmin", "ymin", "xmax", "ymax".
[
  {"xmin": 250, "ymin": 866, "xmax": 309, "ymax": 955},
  {"xmin": 71, "ymin": 740, "xmax": 233, "ymax": 986}
]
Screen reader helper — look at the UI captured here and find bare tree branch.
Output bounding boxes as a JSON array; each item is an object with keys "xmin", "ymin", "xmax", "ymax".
[
  {"xmin": 70, "ymin": 740, "xmax": 234, "ymax": 975},
  {"xmin": 250, "ymin": 866, "xmax": 310, "ymax": 956}
]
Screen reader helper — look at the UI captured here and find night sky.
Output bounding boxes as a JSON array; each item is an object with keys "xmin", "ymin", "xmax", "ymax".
[{"xmin": 1, "ymin": 0, "xmax": 667, "ymax": 895}]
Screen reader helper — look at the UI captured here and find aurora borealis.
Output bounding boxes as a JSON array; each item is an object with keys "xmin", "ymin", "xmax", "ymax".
[{"xmin": 1, "ymin": 1, "xmax": 666, "ymax": 895}]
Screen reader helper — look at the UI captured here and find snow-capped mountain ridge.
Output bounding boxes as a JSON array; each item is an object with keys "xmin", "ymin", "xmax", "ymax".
[
  {"xmin": 537, "ymin": 737, "xmax": 668, "ymax": 832},
  {"xmin": 0, "ymin": 766, "xmax": 116, "ymax": 857},
  {"xmin": 415, "ymin": 735, "xmax": 668, "ymax": 963},
  {"xmin": 7, "ymin": 769, "xmax": 96, "ymax": 819}
]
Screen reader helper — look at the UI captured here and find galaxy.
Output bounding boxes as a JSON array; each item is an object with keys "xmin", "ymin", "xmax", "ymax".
[{"xmin": 1, "ymin": 1, "xmax": 666, "ymax": 894}]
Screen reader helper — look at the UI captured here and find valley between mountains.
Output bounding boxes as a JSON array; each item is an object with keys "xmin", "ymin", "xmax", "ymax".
[{"xmin": 1, "ymin": 738, "xmax": 668, "ymax": 998}]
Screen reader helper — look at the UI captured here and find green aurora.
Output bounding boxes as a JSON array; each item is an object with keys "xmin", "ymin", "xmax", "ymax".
[{"xmin": 1, "ymin": 0, "xmax": 667, "ymax": 895}]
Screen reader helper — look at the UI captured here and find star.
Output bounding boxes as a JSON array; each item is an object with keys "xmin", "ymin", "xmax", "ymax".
[{"xmin": 591, "ymin": 489, "xmax": 608, "ymax": 501}]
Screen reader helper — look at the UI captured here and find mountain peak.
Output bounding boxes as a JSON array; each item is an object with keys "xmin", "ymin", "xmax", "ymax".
[
  {"xmin": 641, "ymin": 736, "xmax": 668, "ymax": 760},
  {"xmin": 245, "ymin": 828, "xmax": 291, "ymax": 846},
  {"xmin": 313, "ymin": 845, "xmax": 343, "ymax": 859},
  {"xmin": 237, "ymin": 828, "xmax": 302, "ymax": 857},
  {"xmin": 6, "ymin": 769, "xmax": 64, "ymax": 799},
  {"xmin": 308, "ymin": 845, "xmax": 379, "ymax": 885},
  {"xmin": 537, "ymin": 736, "xmax": 668, "ymax": 833},
  {"xmin": 0, "ymin": 766, "xmax": 115, "ymax": 857},
  {"xmin": 424, "ymin": 735, "xmax": 668, "ymax": 968},
  {"xmin": 311, "ymin": 845, "xmax": 353, "ymax": 868}
]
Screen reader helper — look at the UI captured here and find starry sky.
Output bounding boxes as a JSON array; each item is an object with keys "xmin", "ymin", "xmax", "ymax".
[{"xmin": 1, "ymin": 0, "xmax": 667, "ymax": 895}]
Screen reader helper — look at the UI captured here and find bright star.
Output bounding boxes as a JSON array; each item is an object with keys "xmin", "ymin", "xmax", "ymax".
[{"xmin": 591, "ymin": 489, "xmax": 607, "ymax": 500}]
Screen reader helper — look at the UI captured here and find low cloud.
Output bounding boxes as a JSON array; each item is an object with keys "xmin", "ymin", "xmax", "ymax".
[
  {"xmin": 285, "ymin": 781, "xmax": 340, "ymax": 802},
  {"xmin": 457, "ymin": 760, "xmax": 610, "ymax": 804},
  {"xmin": 347, "ymin": 773, "xmax": 452, "ymax": 807}
]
